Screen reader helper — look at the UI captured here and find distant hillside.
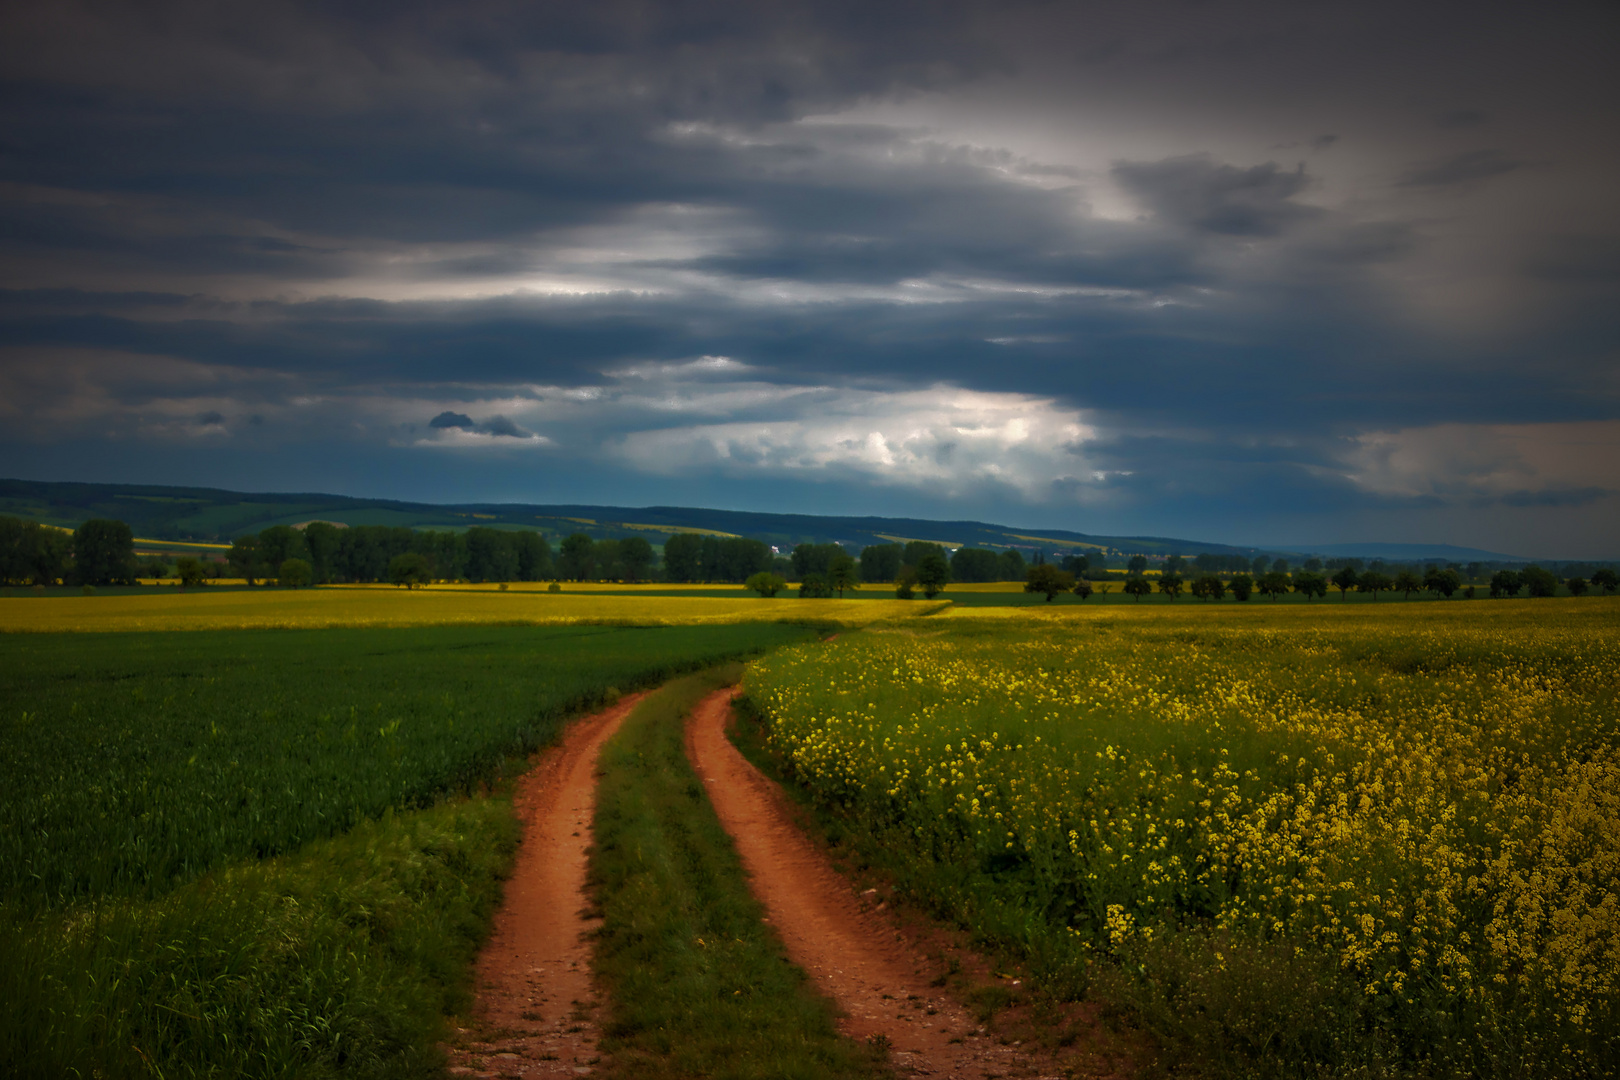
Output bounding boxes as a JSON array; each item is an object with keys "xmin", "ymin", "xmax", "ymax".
[
  {"xmin": 1299, "ymin": 542, "xmax": 1530, "ymax": 563},
  {"xmin": 0, "ymin": 478, "xmax": 1269, "ymax": 559}
]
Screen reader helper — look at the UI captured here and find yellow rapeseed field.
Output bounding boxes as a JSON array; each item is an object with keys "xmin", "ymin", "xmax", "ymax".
[
  {"xmin": 0, "ymin": 585, "xmax": 943, "ymax": 632},
  {"xmin": 743, "ymin": 598, "xmax": 1620, "ymax": 1067}
]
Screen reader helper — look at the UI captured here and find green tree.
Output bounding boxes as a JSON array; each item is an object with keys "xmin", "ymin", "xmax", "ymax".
[
  {"xmin": 387, "ymin": 552, "xmax": 432, "ymax": 588},
  {"xmin": 827, "ymin": 554, "xmax": 859, "ymax": 597},
  {"xmin": 903, "ymin": 541, "xmax": 947, "ymax": 569},
  {"xmin": 949, "ymin": 547, "xmax": 1000, "ymax": 583},
  {"xmin": 73, "ymin": 518, "xmax": 137, "ymax": 586},
  {"xmin": 175, "ymin": 556, "xmax": 208, "ymax": 589},
  {"xmin": 1072, "ymin": 578, "xmax": 1094, "ymax": 600},
  {"xmin": 1592, "ymin": 568, "xmax": 1618, "ymax": 594},
  {"xmin": 1489, "ymin": 569, "xmax": 1522, "ymax": 598},
  {"xmin": 1157, "ymin": 571, "xmax": 1183, "ymax": 601},
  {"xmin": 1127, "ymin": 555, "xmax": 1148, "ymax": 574},
  {"xmin": 1394, "ymin": 569, "xmax": 1423, "ymax": 599},
  {"xmin": 466, "ymin": 527, "xmax": 520, "ymax": 582},
  {"xmin": 302, "ymin": 521, "xmax": 344, "ymax": 583},
  {"xmin": 915, "ymin": 551, "xmax": 950, "ymax": 598},
  {"xmin": 1228, "ymin": 573, "xmax": 1254, "ymax": 601},
  {"xmin": 227, "ymin": 535, "xmax": 267, "ymax": 585},
  {"xmin": 1190, "ymin": 574, "xmax": 1226, "ymax": 601},
  {"xmin": 278, "ymin": 558, "xmax": 313, "ymax": 588},
  {"xmin": 1293, "ymin": 571, "xmax": 1328, "ymax": 600},
  {"xmin": 1024, "ymin": 564, "xmax": 1074, "ymax": 601},
  {"xmin": 257, "ymin": 525, "xmax": 310, "ymax": 568},
  {"xmin": 996, "ymin": 549, "xmax": 1026, "ymax": 580},
  {"xmin": 744, "ymin": 571, "xmax": 787, "ymax": 597},
  {"xmin": 1521, "ymin": 564, "xmax": 1559, "ymax": 598},
  {"xmin": 619, "ymin": 537, "xmax": 656, "ymax": 582},
  {"xmin": 559, "ymin": 533, "xmax": 596, "ymax": 581},
  {"xmin": 1257, "ymin": 571, "xmax": 1291, "ymax": 601},
  {"xmin": 1123, "ymin": 576, "xmax": 1152, "ymax": 602},
  {"xmin": 1567, "ymin": 576, "xmax": 1589, "ymax": 596},
  {"xmin": 860, "ymin": 543, "xmax": 903, "ymax": 583},
  {"xmin": 1358, "ymin": 570, "xmax": 1392, "ymax": 600},
  {"xmin": 894, "ymin": 567, "xmax": 917, "ymax": 599},
  {"xmin": 798, "ymin": 573, "xmax": 832, "ymax": 598},
  {"xmin": 663, "ymin": 533, "xmax": 704, "ymax": 582},
  {"xmin": 1332, "ymin": 566, "xmax": 1359, "ymax": 600}
]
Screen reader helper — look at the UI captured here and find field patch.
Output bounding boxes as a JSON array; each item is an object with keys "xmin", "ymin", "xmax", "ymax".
[{"xmin": 742, "ymin": 599, "xmax": 1620, "ymax": 1077}]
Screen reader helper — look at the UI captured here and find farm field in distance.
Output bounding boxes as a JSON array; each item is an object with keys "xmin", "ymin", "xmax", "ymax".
[
  {"xmin": 0, "ymin": 621, "xmax": 814, "ymax": 1077},
  {"xmin": 742, "ymin": 598, "xmax": 1620, "ymax": 1077}
]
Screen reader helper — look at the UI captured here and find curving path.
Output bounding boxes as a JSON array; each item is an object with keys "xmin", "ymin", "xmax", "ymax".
[
  {"xmin": 685, "ymin": 687, "xmax": 1067, "ymax": 1080},
  {"xmin": 446, "ymin": 692, "xmax": 646, "ymax": 1080}
]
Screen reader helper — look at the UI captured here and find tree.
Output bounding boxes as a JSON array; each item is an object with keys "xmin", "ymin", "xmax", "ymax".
[
  {"xmin": 73, "ymin": 518, "xmax": 137, "ymax": 586},
  {"xmin": 594, "ymin": 539, "xmax": 623, "ymax": 581},
  {"xmin": 1061, "ymin": 553, "xmax": 1091, "ymax": 577},
  {"xmin": 1430, "ymin": 568, "xmax": 1461, "ymax": 598},
  {"xmin": 514, "ymin": 531, "xmax": 552, "ymax": 581},
  {"xmin": 559, "ymin": 533, "xmax": 595, "ymax": 581},
  {"xmin": 388, "ymin": 552, "xmax": 432, "ymax": 588},
  {"xmin": 1489, "ymin": 569, "xmax": 1522, "ymax": 598},
  {"xmin": 1593, "ymin": 568, "xmax": 1618, "ymax": 594},
  {"xmin": 828, "ymin": 554, "xmax": 860, "ymax": 597},
  {"xmin": 663, "ymin": 533, "xmax": 704, "ymax": 582},
  {"xmin": 617, "ymin": 536, "xmax": 655, "ymax": 582},
  {"xmin": 861, "ymin": 543, "xmax": 903, "ymax": 583},
  {"xmin": 279, "ymin": 558, "xmax": 313, "ymax": 588},
  {"xmin": 1567, "ymin": 576, "xmax": 1589, "ymax": 596},
  {"xmin": 0, "ymin": 516, "xmax": 72, "ymax": 586},
  {"xmin": 1252, "ymin": 555, "xmax": 1272, "ymax": 574},
  {"xmin": 997, "ymin": 549, "xmax": 1026, "ymax": 581},
  {"xmin": 903, "ymin": 541, "xmax": 947, "ymax": 570},
  {"xmin": 1521, "ymin": 564, "xmax": 1559, "ymax": 598},
  {"xmin": 1072, "ymin": 578, "xmax": 1094, "ymax": 600},
  {"xmin": 258, "ymin": 525, "xmax": 310, "ymax": 568},
  {"xmin": 1358, "ymin": 570, "xmax": 1392, "ymax": 600},
  {"xmin": 1394, "ymin": 569, "xmax": 1423, "ymax": 599},
  {"xmin": 1293, "ymin": 571, "xmax": 1328, "ymax": 600},
  {"xmin": 915, "ymin": 551, "xmax": 951, "ymax": 598},
  {"xmin": 1190, "ymin": 574, "xmax": 1226, "ymax": 601},
  {"xmin": 227, "ymin": 535, "xmax": 266, "ymax": 585},
  {"xmin": 894, "ymin": 567, "xmax": 917, "ymax": 599},
  {"xmin": 1332, "ymin": 566, "xmax": 1359, "ymax": 600},
  {"xmin": 798, "ymin": 573, "xmax": 832, "ymax": 598},
  {"xmin": 1127, "ymin": 555, "xmax": 1148, "ymax": 574},
  {"xmin": 1123, "ymin": 576, "xmax": 1152, "ymax": 602},
  {"xmin": 745, "ymin": 571, "xmax": 787, "ymax": 597},
  {"xmin": 1257, "ymin": 571, "xmax": 1291, "ymax": 601},
  {"xmin": 1228, "ymin": 573, "xmax": 1254, "ymax": 601},
  {"xmin": 1157, "ymin": 571, "xmax": 1183, "ymax": 601},
  {"xmin": 1025, "ymin": 564, "xmax": 1074, "ymax": 601},
  {"xmin": 302, "ymin": 521, "xmax": 344, "ymax": 583},
  {"xmin": 949, "ymin": 547, "xmax": 1000, "ymax": 583},
  {"xmin": 175, "ymin": 556, "xmax": 208, "ymax": 589},
  {"xmin": 466, "ymin": 526, "xmax": 520, "ymax": 582},
  {"xmin": 1304, "ymin": 558, "xmax": 1324, "ymax": 572}
]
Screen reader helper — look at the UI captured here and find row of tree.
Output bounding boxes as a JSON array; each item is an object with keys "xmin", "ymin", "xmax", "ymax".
[{"xmin": 0, "ymin": 516, "xmax": 140, "ymax": 586}]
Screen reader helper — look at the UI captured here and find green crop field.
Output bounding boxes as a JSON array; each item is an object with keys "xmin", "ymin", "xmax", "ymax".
[
  {"xmin": 0, "ymin": 622, "xmax": 814, "ymax": 1078},
  {"xmin": 741, "ymin": 599, "xmax": 1620, "ymax": 1078}
]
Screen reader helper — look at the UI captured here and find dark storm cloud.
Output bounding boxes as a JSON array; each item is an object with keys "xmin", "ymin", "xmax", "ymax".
[
  {"xmin": 1396, "ymin": 149, "xmax": 1524, "ymax": 188},
  {"xmin": 1111, "ymin": 155, "xmax": 1318, "ymax": 237},
  {"xmin": 0, "ymin": 0, "xmax": 1616, "ymax": 553}
]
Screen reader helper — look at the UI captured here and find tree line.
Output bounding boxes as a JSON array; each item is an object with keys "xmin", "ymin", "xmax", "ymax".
[{"xmin": 0, "ymin": 516, "xmax": 141, "ymax": 587}]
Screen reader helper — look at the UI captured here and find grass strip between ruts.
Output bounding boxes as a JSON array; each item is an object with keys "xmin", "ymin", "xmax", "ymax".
[{"xmin": 589, "ymin": 665, "xmax": 892, "ymax": 1080}]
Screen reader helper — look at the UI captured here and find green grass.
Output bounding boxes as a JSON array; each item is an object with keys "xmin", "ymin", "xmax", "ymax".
[
  {"xmin": 0, "ymin": 623, "xmax": 817, "ymax": 1078},
  {"xmin": 589, "ymin": 667, "xmax": 891, "ymax": 1080},
  {"xmin": 1, "ymin": 796, "xmax": 517, "ymax": 1080},
  {"xmin": 0, "ymin": 623, "xmax": 813, "ymax": 909}
]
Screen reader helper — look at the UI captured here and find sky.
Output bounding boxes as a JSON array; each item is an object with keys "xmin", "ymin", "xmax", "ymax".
[{"xmin": 1, "ymin": 0, "xmax": 1617, "ymax": 556}]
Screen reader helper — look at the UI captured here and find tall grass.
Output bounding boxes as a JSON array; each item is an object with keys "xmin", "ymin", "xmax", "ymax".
[
  {"xmin": 0, "ymin": 623, "xmax": 811, "ymax": 909},
  {"xmin": 589, "ymin": 668, "xmax": 889, "ymax": 1080}
]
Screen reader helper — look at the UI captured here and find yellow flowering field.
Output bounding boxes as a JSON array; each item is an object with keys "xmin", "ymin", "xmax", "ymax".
[
  {"xmin": 0, "ymin": 586, "xmax": 943, "ymax": 632},
  {"xmin": 742, "ymin": 599, "xmax": 1620, "ymax": 1074}
]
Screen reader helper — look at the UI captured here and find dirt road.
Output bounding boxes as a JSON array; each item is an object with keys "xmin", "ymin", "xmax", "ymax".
[
  {"xmin": 685, "ymin": 688, "xmax": 1067, "ymax": 1080},
  {"xmin": 446, "ymin": 692, "xmax": 646, "ymax": 1080}
]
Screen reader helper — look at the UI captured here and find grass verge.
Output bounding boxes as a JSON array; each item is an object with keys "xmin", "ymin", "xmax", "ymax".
[
  {"xmin": 0, "ymin": 796, "xmax": 517, "ymax": 1080},
  {"xmin": 589, "ymin": 666, "xmax": 891, "ymax": 1080}
]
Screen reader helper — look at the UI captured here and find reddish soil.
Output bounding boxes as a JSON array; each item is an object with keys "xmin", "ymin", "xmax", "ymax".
[
  {"xmin": 444, "ymin": 692, "xmax": 646, "ymax": 1080},
  {"xmin": 685, "ymin": 688, "xmax": 1130, "ymax": 1079}
]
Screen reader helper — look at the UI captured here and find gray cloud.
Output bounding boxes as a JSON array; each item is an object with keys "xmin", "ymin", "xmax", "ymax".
[
  {"xmin": 1112, "ymin": 155, "xmax": 1317, "ymax": 237},
  {"xmin": 429, "ymin": 411, "xmax": 475, "ymax": 429},
  {"xmin": 1396, "ymin": 149, "xmax": 1523, "ymax": 188}
]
